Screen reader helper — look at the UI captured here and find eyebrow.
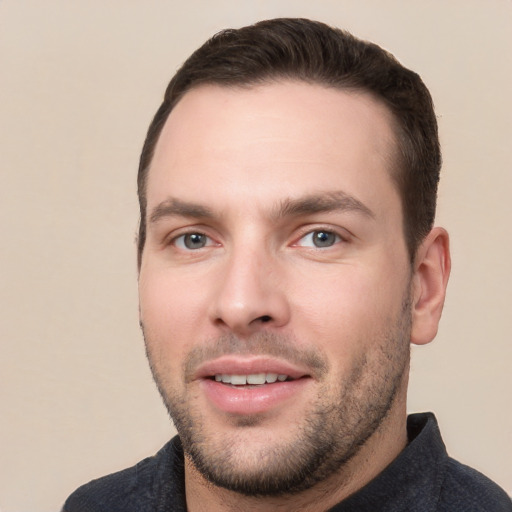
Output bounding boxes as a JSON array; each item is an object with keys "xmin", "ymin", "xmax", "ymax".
[
  {"xmin": 149, "ymin": 198, "xmax": 214, "ymax": 224},
  {"xmin": 274, "ymin": 191, "xmax": 375, "ymax": 220},
  {"xmin": 149, "ymin": 190, "xmax": 374, "ymax": 225}
]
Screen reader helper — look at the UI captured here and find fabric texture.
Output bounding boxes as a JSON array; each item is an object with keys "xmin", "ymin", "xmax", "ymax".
[{"xmin": 63, "ymin": 413, "xmax": 511, "ymax": 511}]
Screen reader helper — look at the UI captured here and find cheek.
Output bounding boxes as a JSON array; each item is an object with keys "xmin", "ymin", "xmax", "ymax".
[
  {"xmin": 140, "ymin": 266, "xmax": 203, "ymax": 317},
  {"xmin": 289, "ymin": 264, "xmax": 407, "ymax": 355},
  {"xmin": 138, "ymin": 271, "xmax": 208, "ymax": 361}
]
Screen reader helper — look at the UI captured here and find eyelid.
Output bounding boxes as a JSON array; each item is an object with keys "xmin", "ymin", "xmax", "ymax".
[
  {"xmin": 167, "ymin": 227, "xmax": 220, "ymax": 250},
  {"xmin": 174, "ymin": 234, "xmax": 212, "ymax": 250},
  {"xmin": 291, "ymin": 225, "xmax": 350, "ymax": 247}
]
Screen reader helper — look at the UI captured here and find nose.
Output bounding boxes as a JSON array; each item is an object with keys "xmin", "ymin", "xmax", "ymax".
[{"xmin": 209, "ymin": 245, "xmax": 291, "ymax": 336}]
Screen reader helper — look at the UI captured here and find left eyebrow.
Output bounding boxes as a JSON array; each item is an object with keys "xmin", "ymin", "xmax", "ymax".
[{"xmin": 273, "ymin": 191, "xmax": 375, "ymax": 220}]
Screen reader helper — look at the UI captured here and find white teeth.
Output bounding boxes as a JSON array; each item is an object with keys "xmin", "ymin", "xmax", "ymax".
[
  {"xmin": 247, "ymin": 373, "xmax": 266, "ymax": 385},
  {"xmin": 230, "ymin": 375, "xmax": 247, "ymax": 385},
  {"xmin": 213, "ymin": 373, "xmax": 290, "ymax": 385}
]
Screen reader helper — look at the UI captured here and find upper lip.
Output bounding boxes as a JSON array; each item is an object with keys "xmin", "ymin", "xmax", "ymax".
[{"xmin": 193, "ymin": 356, "xmax": 311, "ymax": 381}]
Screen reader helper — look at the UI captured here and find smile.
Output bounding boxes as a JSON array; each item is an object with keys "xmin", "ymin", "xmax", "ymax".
[{"xmin": 213, "ymin": 373, "xmax": 291, "ymax": 385}]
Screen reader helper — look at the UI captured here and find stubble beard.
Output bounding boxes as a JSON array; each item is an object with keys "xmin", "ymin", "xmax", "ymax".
[{"xmin": 143, "ymin": 298, "xmax": 411, "ymax": 497}]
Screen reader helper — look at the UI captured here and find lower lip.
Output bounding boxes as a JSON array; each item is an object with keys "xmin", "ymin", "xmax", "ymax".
[{"xmin": 201, "ymin": 378, "xmax": 311, "ymax": 415}]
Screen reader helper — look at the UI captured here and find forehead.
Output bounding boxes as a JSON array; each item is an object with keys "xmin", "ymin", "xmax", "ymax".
[{"xmin": 147, "ymin": 81, "xmax": 400, "ymax": 216}]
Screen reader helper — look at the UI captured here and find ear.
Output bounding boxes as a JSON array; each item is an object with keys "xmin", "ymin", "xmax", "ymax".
[{"xmin": 410, "ymin": 227, "xmax": 451, "ymax": 345}]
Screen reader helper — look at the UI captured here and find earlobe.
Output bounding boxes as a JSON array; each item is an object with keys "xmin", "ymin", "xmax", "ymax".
[{"xmin": 410, "ymin": 227, "xmax": 451, "ymax": 346}]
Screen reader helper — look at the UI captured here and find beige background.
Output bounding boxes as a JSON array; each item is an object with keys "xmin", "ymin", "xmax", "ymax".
[{"xmin": 1, "ymin": 1, "xmax": 511, "ymax": 510}]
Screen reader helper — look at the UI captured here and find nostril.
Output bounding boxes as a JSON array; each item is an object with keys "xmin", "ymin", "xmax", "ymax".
[{"xmin": 259, "ymin": 315, "xmax": 272, "ymax": 323}]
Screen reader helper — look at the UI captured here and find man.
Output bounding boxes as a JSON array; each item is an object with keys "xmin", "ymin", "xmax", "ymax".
[{"xmin": 64, "ymin": 18, "xmax": 511, "ymax": 511}]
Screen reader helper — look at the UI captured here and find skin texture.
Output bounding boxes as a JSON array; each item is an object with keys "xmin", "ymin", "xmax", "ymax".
[{"xmin": 138, "ymin": 82, "xmax": 450, "ymax": 512}]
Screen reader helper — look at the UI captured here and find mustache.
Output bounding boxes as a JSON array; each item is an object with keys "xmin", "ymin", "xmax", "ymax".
[{"xmin": 182, "ymin": 332, "xmax": 329, "ymax": 381}]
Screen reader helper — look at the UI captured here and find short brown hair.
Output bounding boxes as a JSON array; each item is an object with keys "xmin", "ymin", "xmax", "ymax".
[{"xmin": 137, "ymin": 18, "xmax": 441, "ymax": 266}]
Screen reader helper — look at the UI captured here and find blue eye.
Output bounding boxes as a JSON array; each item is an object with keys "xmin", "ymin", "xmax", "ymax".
[
  {"xmin": 297, "ymin": 230, "xmax": 341, "ymax": 248},
  {"xmin": 174, "ymin": 233, "xmax": 211, "ymax": 250}
]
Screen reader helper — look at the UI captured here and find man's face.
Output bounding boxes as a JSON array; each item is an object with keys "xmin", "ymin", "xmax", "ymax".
[{"xmin": 139, "ymin": 82, "xmax": 413, "ymax": 495}]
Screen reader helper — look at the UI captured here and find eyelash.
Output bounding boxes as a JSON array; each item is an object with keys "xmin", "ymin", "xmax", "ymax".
[
  {"xmin": 295, "ymin": 230, "xmax": 342, "ymax": 248},
  {"xmin": 171, "ymin": 231, "xmax": 216, "ymax": 250},
  {"xmin": 292, "ymin": 226, "xmax": 348, "ymax": 249}
]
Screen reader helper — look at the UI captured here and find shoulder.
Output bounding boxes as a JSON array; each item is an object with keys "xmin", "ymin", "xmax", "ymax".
[
  {"xmin": 405, "ymin": 413, "xmax": 511, "ymax": 511},
  {"xmin": 438, "ymin": 457, "xmax": 512, "ymax": 512},
  {"xmin": 62, "ymin": 437, "xmax": 186, "ymax": 512}
]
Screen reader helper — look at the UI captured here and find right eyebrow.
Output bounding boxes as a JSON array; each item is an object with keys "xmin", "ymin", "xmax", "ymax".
[{"xmin": 149, "ymin": 198, "xmax": 215, "ymax": 224}]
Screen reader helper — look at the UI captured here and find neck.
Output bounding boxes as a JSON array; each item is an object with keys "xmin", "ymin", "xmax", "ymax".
[{"xmin": 184, "ymin": 388, "xmax": 408, "ymax": 512}]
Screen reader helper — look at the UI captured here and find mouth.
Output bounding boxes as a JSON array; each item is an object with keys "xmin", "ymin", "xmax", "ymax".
[
  {"xmin": 194, "ymin": 356, "xmax": 311, "ymax": 385},
  {"xmin": 195, "ymin": 357, "xmax": 313, "ymax": 415}
]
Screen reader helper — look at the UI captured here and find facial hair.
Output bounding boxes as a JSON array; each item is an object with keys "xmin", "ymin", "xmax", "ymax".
[{"xmin": 143, "ymin": 297, "xmax": 411, "ymax": 497}]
